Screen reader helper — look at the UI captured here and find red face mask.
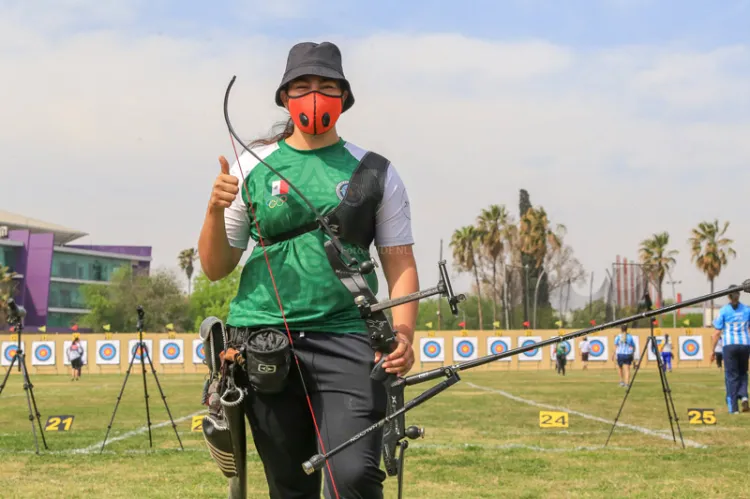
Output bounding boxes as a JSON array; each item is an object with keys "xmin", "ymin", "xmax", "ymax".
[{"xmin": 287, "ymin": 91, "xmax": 343, "ymax": 135}]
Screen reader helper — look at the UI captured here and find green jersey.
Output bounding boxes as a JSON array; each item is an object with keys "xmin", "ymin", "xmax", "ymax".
[{"xmin": 223, "ymin": 138, "xmax": 413, "ymax": 333}]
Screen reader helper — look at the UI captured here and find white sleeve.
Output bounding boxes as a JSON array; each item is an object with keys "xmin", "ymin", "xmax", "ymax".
[
  {"xmin": 224, "ymin": 159, "xmax": 252, "ymax": 250},
  {"xmin": 374, "ymin": 163, "xmax": 414, "ymax": 247}
]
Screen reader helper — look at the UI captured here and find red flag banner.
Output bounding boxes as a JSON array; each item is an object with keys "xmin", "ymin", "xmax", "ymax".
[
  {"xmin": 71, "ymin": 324, "xmax": 79, "ymax": 332},
  {"xmin": 458, "ymin": 321, "xmax": 466, "ymax": 328},
  {"xmin": 522, "ymin": 321, "xmax": 530, "ymax": 328},
  {"xmin": 589, "ymin": 319, "xmax": 596, "ymax": 326}
]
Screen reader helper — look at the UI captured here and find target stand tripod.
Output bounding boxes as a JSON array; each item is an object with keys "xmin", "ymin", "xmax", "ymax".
[
  {"xmin": 100, "ymin": 306, "xmax": 183, "ymax": 453},
  {"xmin": 605, "ymin": 291, "xmax": 684, "ymax": 449},
  {"xmin": 0, "ymin": 299, "xmax": 48, "ymax": 454}
]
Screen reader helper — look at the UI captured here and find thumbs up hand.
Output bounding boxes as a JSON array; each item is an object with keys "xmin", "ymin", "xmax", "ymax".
[{"xmin": 209, "ymin": 156, "xmax": 240, "ymax": 211}]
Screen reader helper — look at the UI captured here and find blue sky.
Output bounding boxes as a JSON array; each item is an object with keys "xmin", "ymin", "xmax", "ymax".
[
  {"xmin": 32, "ymin": 0, "xmax": 750, "ymax": 48},
  {"xmin": 2, "ymin": 0, "xmax": 749, "ymax": 306}
]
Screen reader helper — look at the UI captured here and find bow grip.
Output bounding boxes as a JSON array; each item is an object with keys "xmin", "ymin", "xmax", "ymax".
[{"xmin": 371, "ymin": 354, "xmax": 389, "ymax": 382}]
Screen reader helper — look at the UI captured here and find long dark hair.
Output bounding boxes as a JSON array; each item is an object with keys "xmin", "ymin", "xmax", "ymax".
[{"xmin": 248, "ymin": 117, "xmax": 295, "ymax": 148}]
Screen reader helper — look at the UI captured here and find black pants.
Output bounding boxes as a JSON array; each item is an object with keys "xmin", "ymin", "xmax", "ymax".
[
  {"xmin": 723, "ymin": 344, "xmax": 750, "ymax": 413},
  {"xmin": 556, "ymin": 355, "xmax": 566, "ymax": 375},
  {"xmin": 716, "ymin": 352, "xmax": 723, "ymax": 368},
  {"xmin": 234, "ymin": 330, "xmax": 387, "ymax": 499}
]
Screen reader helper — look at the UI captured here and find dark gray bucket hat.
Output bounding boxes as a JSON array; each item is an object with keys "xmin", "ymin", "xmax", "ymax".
[{"xmin": 275, "ymin": 41, "xmax": 355, "ymax": 112}]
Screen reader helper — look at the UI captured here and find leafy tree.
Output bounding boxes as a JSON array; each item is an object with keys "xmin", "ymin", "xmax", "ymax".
[
  {"xmin": 80, "ymin": 266, "xmax": 191, "ymax": 332},
  {"xmin": 189, "ymin": 266, "xmax": 243, "ymax": 331},
  {"xmin": 0, "ymin": 266, "xmax": 18, "ymax": 328},
  {"xmin": 689, "ymin": 220, "xmax": 736, "ymax": 322},
  {"xmin": 178, "ymin": 248, "xmax": 199, "ymax": 297},
  {"xmin": 639, "ymin": 231, "xmax": 678, "ymax": 308}
]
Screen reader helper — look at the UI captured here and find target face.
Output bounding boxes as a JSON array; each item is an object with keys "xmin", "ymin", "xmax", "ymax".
[
  {"xmin": 455, "ymin": 340, "xmax": 475, "ymax": 358},
  {"xmin": 490, "ymin": 339, "xmax": 508, "ymax": 354},
  {"xmin": 682, "ymin": 339, "xmax": 700, "ymax": 356},
  {"xmin": 589, "ymin": 340, "xmax": 605, "ymax": 357},
  {"xmin": 521, "ymin": 339, "xmax": 539, "ymax": 357},
  {"xmin": 99, "ymin": 344, "xmax": 116, "ymax": 360},
  {"xmin": 196, "ymin": 343, "xmax": 205, "ymax": 360},
  {"xmin": 35, "ymin": 344, "xmax": 52, "ymax": 361},
  {"xmin": 423, "ymin": 340, "xmax": 442, "ymax": 358},
  {"xmin": 4, "ymin": 345, "xmax": 18, "ymax": 362},
  {"xmin": 162, "ymin": 342, "xmax": 180, "ymax": 360}
]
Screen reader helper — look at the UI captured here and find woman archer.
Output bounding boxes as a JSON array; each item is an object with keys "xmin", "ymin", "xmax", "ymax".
[{"xmin": 198, "ymin": 41, "xmax": 418, "ymax": 498}]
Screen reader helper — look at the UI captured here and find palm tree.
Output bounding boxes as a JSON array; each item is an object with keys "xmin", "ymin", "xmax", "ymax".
[
  {"xmin": 638, "ymin": 231, "xmax": 678, "ymax": 308},
  {"xmin": 689, "ymin": 220, "xmax": 736, "ymax": 322},
  {"xmin": 519, "ymin": 207, "xmax": 564, "ymax": 267},
  {"xmin": 451, "ymin": 225, "xmax": 485, "ymax": 330},
  {"xmin": 477, "ymin": 205, "xmax": 509, "ymax": 328},
  {"xmin": 178, "ymin": 248, "xmax": 199, "ymax": 297}
]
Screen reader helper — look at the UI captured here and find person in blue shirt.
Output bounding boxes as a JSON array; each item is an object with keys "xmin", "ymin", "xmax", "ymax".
[
  {"xmin": 612, "ymin": 324, "xmax": 636, "ymax": 387},
  {"xmin": 711, "ymin": 287, "xmax": 750, "ymax": 414}
]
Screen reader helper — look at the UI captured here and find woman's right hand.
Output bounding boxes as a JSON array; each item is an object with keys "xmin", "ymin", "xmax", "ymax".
[{"xmin": 209, "ymin": 156, "xmax": 240, "ymax": 211}]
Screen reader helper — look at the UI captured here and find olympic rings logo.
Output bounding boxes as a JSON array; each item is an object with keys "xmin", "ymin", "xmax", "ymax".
[{"xmin": 267, "ymin": 195, "xmax": 287, "ymax": 209}]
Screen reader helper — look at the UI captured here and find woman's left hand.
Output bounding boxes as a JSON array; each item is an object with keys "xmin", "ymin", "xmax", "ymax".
[{"xmin": 376, "ymin": 333, "xmax": 414, "ymax": 376}]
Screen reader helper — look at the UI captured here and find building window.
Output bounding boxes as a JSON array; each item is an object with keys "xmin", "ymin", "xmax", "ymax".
[
  {"xmin": 51, "ymin": 252, "xmax": 131, "ymax": 282},
  {"xmin": 48, "ymin": 281, "xmax": 88, "ymax": 309}
]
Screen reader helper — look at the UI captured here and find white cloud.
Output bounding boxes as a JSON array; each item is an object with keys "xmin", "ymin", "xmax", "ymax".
[{"xmin": 1, "ymin": 10, "xmax": 748, "ymax": 309}]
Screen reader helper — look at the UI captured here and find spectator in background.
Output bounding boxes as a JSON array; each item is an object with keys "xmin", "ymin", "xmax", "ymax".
[
  {"xmin": 555, "ymin": 341, "xmax": 567, "ymax": 376},
  {"xmin": 580, "ymin": 337, "xmax": 590, "ymax": 370},
  {"xmin": 711, "ymin": 287, "xmax": 750, "ymax": 414},
  {"xmin": 613, "ymin": 325, "xmax": 636, "ymax": 387},
  {"xmin": 714, "ymin": 338, "xmax": 724, "ymax": 369},
  {"xmin": 661, "ymin": 334, "xmax": 673, "ymax": 372},
  {"xmin": 66, "ymin": 337, "xmax": 84, "ymax": 381}
]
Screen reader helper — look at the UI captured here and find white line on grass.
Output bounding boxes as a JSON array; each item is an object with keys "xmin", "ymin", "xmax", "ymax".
[
  {"xmin": 466, "ymin": 382, "xmax": 706, "ymax": 449},
  {"xmin": 72, "ymin": 409, "xmax": 208, "ymax": 454}
]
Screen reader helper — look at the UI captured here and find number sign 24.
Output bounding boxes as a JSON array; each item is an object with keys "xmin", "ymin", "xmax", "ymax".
[
  {"xmin": 45, "ymin": 415, "xmax": 75, "ymax": 432},
  {"xmin": 539, "ymin": 411, "xmax": 569, "ymax": 428}
]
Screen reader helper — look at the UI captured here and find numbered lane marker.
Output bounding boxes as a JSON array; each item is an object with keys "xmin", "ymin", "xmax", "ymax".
[
  {"xmin": 539, "ymin": 411, "xmax": 569, "ymax": 428},
  {"xmin": 687, "ymin": 408, "xmax": 716, "ymax": 425},
  {"xmin": 45, "ymin": 415, "xmax": 75, "ymax": 432},
  {"xmin": 191, "ymin": 415, "xmax": 204, "ymax": 432}
]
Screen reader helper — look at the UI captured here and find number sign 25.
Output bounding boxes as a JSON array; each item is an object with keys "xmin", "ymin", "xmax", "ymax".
[
  {"xmin": 539, "ymin": 411, "xmax": 569, "ymax": 428},
  {"xmin": 687, "ymin": 408, "xmax": 716, "ymax": 425},
  {"xmin": 45, "ymin": 415, "xmax": 75, "ymax": 432}
]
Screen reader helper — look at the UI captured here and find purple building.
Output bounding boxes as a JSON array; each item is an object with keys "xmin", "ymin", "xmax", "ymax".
[{"xmin": 0, "ymin": 210, "xmax": 151, "ymax": 331}]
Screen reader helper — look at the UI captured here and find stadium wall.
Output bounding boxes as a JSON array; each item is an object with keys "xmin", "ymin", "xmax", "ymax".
[{"xmin": 0, "ymin": 328, "xmax": 718, "ymax": 375}]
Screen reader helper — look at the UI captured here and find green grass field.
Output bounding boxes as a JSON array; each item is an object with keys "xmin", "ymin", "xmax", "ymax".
[{"xmin": 1, "ymin": 367, "xmax": 749, "ymax": 498}]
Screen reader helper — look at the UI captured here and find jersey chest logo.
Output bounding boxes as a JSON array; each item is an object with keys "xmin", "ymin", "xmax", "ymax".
[{"xmin": 336, "ymin": 181, "xmax": 349, "ymax": 200}]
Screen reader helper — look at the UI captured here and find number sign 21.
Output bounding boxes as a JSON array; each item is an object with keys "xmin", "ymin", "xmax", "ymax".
[{"xmin": 45, "ymin": 415, "xmax": 75, "ymax": 431}]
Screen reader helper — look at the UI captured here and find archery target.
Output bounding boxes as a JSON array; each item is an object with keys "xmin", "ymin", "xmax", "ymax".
[
  {"xmin": 453, "ymin": 337, "xmax": 478, "ymax": 361},
  {"xmin": 646, "ymin": 336, "xmax": 665, "ymax": 361},
  {"xmin": 587, "ymin": 336, "xmax": 608, "ymax": 361},
  {"xmin": 96, "ymin": 339, "xmax": 120, "ymax": 365},
  {"xmin": 159, "ymin": 339, "xmax": 184, "ymax": 364},
  {"xmin": 128, "ymin": 339, "xmax": 154, "ymax": 363},
  {"xmin": 63, "ymin": 340, "xmax": 88, "ymax": 366},
  {"xmin": 517, "ymin": 336, "xmax": 543, "ymax": 361},
  {"xmin": 31, "ymin": 341, "xmax": 55, "ymax": 366},
  {"xmin": 419, "ymin": 337, "xmax": 445, "ymax": 362},
  {"xmin": 1, "ymin": 341, "xmax": 24, "ymax": 366},
  {"xmin": 679, "ymin": 336, "xmax": 704, "ymax": 360},
  {"xmin": 549, "ymin": 339, "xmax": 575, "ymax": 361},
  {"xmin": 486, "ymin": 336, "xmax": 512, "ymax": 362},
  {"xmin": 192, "ymin": 339, "xmax": 206, "ymax": 364}
]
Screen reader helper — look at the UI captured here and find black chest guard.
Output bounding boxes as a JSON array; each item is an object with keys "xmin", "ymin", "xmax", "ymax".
[{"xmin": 261, "ymin": 151, "xmax": 390, "ymax": 249}]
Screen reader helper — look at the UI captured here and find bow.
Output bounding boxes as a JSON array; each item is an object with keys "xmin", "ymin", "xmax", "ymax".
[{"xmin": 222, "ymin": 76, "xmax": 465, "ymax": 498}]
